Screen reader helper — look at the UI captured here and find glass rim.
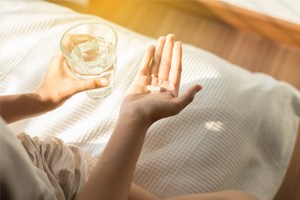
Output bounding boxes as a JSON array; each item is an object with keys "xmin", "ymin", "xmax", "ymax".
[{"xmin": 60, "ymin": 22, "xmax": 118, "ymax": 59}]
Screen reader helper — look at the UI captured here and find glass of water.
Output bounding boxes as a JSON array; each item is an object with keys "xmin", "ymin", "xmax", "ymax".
[{"xmin": 60, "ymin": 23, "xmax": 117, "ymax": 98}]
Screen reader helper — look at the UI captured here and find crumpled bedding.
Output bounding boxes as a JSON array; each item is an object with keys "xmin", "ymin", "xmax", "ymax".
[
  {"xmin": 1, "ymin": 0, "xmax": 300, "ymax": 199},
  {"xmin": 17, "ymin": 132, "xmax": 96, "ymax": 200}
]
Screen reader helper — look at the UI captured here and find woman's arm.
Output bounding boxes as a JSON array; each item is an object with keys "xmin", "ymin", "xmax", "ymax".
[
  {"xmin": 78, "ymin": 34, "xmax": 259, "ymax": 200},
  {"xmin": 0, "ymin": 51, "xmax": 109, "ymax": 123},
  {"xmin": 0, "ymin": 93, "xmax": 52, "ymax": 124},
  {"xmin": 79, "ymin": 111, "xmax": 155, "ymax": 200},
  {"xmin": 129, "ymin": 187, "xmax": 259, "ymax": 200},
  {"xmin": 78, "ymin": 34, "xmax": 201, "ymax": 200},
  {"xmin": 165, "ymin": 190, "xmax": 259, "ymax": 200}
]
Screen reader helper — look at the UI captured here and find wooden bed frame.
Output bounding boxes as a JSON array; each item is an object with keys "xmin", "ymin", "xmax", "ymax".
[{"xmin": 170, "ymin": 0, "xmax": 300, "ymax": 49}]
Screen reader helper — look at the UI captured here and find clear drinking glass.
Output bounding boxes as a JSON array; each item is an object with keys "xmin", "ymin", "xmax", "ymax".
[{"xmin": 60, "ymin": 23, "xmax": 118, "ymax": 98}]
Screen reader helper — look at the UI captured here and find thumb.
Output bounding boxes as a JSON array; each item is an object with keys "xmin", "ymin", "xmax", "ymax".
[
  {"xmin": 173, "ymin": 84, "xmax": 202, "ymax": 112},
  {"xmin": 76, "ymin": 78, "xmax": 110, "ymax": 92}
]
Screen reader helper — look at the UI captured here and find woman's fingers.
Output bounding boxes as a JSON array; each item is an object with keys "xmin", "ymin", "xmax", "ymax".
[
  {"xmin": 76, "ymin": 78, "xmax": 110, "ymax": 94},
  {"xmin": 51, "ymin": 51, "xmax": 65, "ymax": 65},
  {"xmin": 169, "ymin": 41, "xmax": 182, "ymax": 96},
  {"xmin": 138, "ymin": 45, "xmax": 155, "ymax": 75},
  {"xmin": 133, "ymin": 35, "xmax": 185, "ymax": 98},
  {"xmin": 149, "ymin": 36, "xmax": 166, "ymax": 77},
  {"xmin": 158, "ymin": 34, "xmax": 175, "ymax": 81}
]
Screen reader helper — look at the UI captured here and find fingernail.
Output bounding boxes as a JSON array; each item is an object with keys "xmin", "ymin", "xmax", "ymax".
[
  {"xmin": 167, "ymin": 34, "xmax": 175, "ymax": 41},
  {"xmin": 196, "ymin": 84, "xmax": 202, "ymax": 92},
  {"xmin": 175, "ymin": 41, "xmax": 182, "ymax": 47},
  {"xmin": 100, "ymin": 78, "xmax": 109, "ymax": 86},
  {"xmin": 193, "ymin": 85, "xmax": 202, "ymax": 96},
  {"xmin": 158, "ymin": 36, "xmax": 166, "ymax": 42}
]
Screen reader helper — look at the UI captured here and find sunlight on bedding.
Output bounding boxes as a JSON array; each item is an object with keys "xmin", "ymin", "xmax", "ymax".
[
  {"xmin": 2, "ymin": 1, "xmax": 299, "ymax": 199},
  {"xmin": 205, "ymin": 121, "xmax": 225, "ymax": 132}
]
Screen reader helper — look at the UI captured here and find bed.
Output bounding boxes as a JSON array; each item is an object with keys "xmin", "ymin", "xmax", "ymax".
[{"xmin": 1, "ymin": 1, "xmax": 300, "ymax": 199}]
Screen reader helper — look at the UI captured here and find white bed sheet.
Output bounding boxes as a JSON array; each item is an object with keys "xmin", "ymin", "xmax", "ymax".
[{"xmin": 1, "ymin": 1, "xmax": 300, "ymax": 199}]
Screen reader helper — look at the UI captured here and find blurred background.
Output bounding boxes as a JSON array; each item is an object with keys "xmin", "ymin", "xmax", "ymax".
[{"xmin": 48, "ymin": 0, "xmax": 300, "ymax": 90}]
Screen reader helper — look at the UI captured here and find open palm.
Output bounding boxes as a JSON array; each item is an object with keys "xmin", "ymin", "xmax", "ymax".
[{"xmin": 121, "ymin": 34, "xmax": 201, "ymax": 124}]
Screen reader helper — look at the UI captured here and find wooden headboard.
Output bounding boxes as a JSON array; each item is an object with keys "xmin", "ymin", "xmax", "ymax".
[{"xmin": 169, "ymin": 0, "xmax": 300, "ymax": 49}]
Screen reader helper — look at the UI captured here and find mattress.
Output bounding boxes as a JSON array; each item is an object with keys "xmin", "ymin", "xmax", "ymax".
[{"xmin": 1, "ymin": 1, "xmax": 300, "ymax": 199}]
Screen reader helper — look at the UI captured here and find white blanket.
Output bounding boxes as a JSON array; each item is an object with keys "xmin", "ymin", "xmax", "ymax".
[{"xmin": 1, "ymin": 1, "xmax": 299, "ymax": 199}]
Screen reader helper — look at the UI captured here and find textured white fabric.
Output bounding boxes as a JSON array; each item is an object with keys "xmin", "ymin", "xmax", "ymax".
[{"xmin": 1, "ymin": 1, "xmax": 299, "ymax": 199}]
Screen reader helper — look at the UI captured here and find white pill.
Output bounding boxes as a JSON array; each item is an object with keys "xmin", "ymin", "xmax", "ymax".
[{"xmin": 146, "ymin": 85, "xmax": 161, "ymax": 92}]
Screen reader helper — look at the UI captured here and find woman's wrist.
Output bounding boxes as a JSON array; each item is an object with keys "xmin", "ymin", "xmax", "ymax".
[
  {"xmin": 0, "ymin": 92, "xmax": 55, "ymax": 123},
  {"xmin": 80, "ymin": 106, "xmax": 151, "ymax": 200},
  {"xmin": 34, "ymin": 87, "xmax": 63, "ymax": 107},
  {"xmin": 118, "ymin": 108, "xmax": 152, "ymax": 132}
]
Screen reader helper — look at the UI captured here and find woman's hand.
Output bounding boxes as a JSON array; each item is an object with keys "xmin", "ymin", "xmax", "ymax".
[
  {"xmin": 36, "ymin": 35, "xmax": 109, "ymax": 107},
  {"xmin": 120, "ymin": 34, "xmax": 202, "ymax": 126},
  {"xmin": 0, "ymin": 35, "xmax": 109, "ymax": 123},
  {"xmin": 79, "ymin": 35, "xmax": 202, "ymax": 200},
  {"xmin": 1, "ymin": 52, "xmax": 109, "ymax": 123}
]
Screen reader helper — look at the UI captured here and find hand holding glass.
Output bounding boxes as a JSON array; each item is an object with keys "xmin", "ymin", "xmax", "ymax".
[{"xmin": 60, "ymin": 23, "xmax": 117, "ymax": 98}]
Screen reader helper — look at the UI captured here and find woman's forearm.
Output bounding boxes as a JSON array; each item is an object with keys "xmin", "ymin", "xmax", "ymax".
[
  {"xmin": 78, "ymin": 112, "xmax": 155, "ymax": 200},
  {"xmin": 0, "ymin": 93, "xmax": 54, "ymax": 123}
]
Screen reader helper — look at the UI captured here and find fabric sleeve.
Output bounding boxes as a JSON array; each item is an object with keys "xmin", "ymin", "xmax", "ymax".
[{"xmin": 0, "ymin": 118, "xmax": 57, "ymax": 200}]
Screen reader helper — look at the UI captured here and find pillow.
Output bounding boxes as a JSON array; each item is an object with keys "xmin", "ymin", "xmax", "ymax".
[{"xmin": 1, "ymin": 1, "xmax": 299, "ymax": 199}]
